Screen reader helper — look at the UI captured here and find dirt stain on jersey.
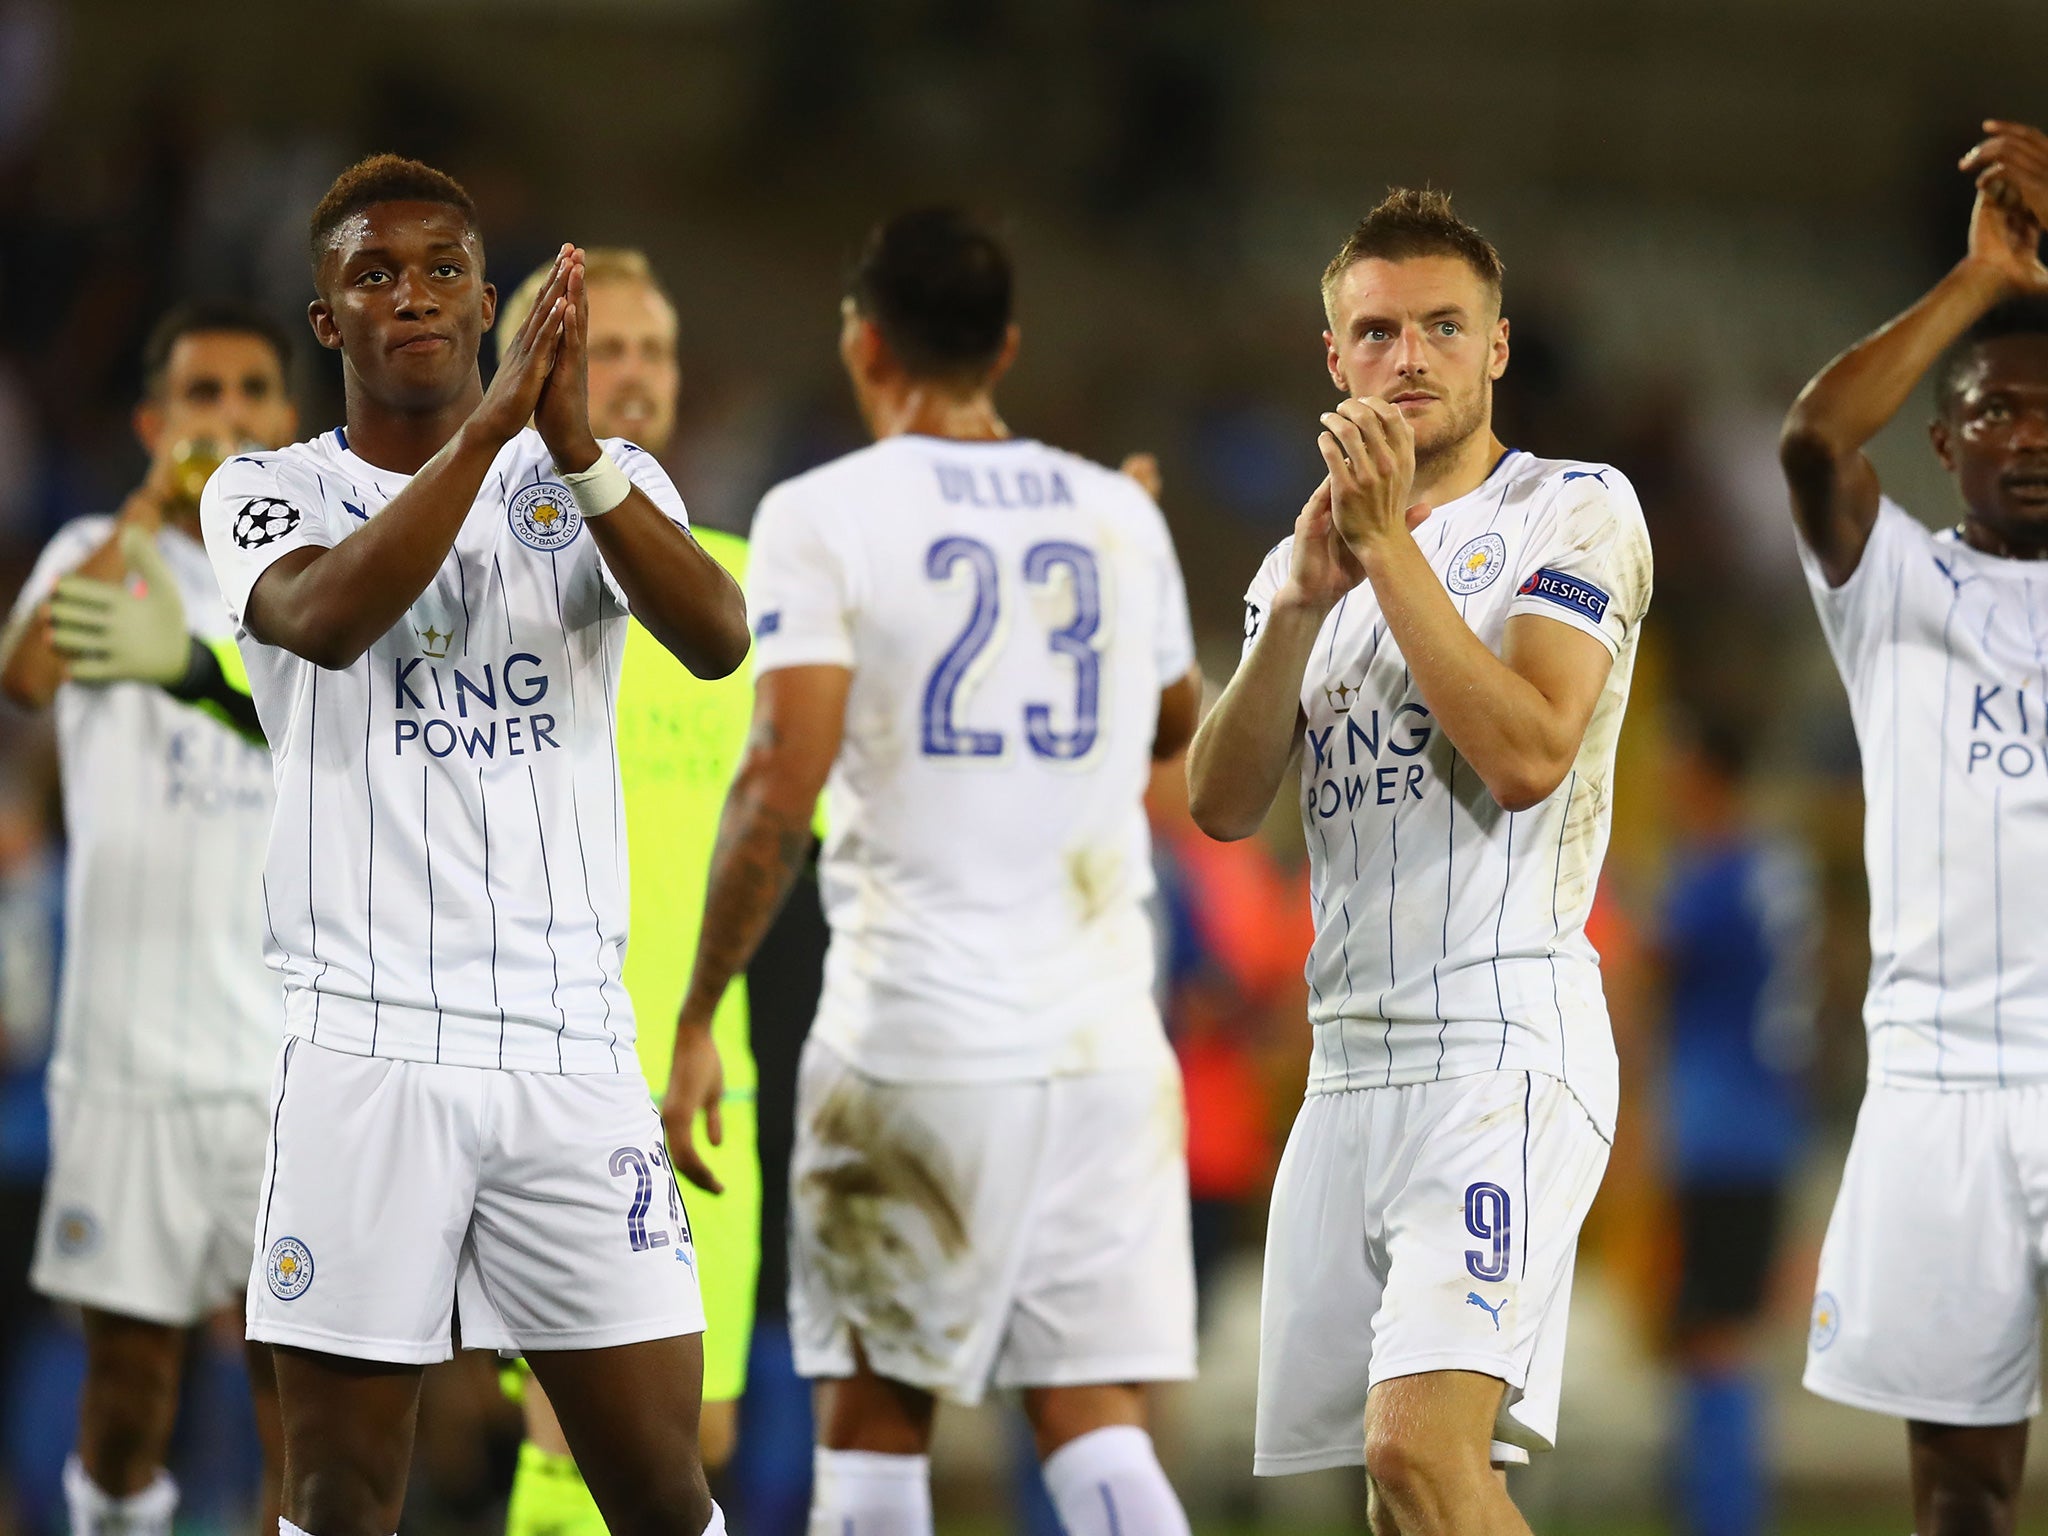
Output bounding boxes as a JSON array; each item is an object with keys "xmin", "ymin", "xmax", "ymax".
[{"xmin": 1065, "ymin": 845, "xmax": 1122, "ymax": 927}]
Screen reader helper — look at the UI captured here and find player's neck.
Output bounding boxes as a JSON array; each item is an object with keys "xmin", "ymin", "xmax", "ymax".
[
  {"xmin": 870, "ymin": 385, "xmax": 1009, "ymax": 445},
  {"xmin": 1960, "ymin": 513, "xmax": 2048, "ymax": 561},
  {"xmin": 1412, "ymin": 428, "xmax": 1508, "ymax": 509},
  {"xmin": 340, "ymin": 372, "xmax": 487, "ymax": 475}
]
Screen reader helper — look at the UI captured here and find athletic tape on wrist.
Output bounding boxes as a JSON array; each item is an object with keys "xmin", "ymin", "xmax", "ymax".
[{"xmin": 562, "ymin": 452, "xmax": 632, "ymax": 518}]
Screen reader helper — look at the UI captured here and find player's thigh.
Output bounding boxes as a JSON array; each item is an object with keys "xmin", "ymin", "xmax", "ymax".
[
  {"xmin": 994, "ymin": 1053, "xmax": 1195, "ymax": 1394},
  {"xmin": 1908, "ymin": 1419, "xmax": 2030, "ymax": 1530},
  {"xmin": 1806, "ymin": 1086, "xmax": 2039, "ymax": 1425},
  {"xmin": 1253, "ymin": 1090, "xmax": 1385, "ymax": 1476},
  {"xmin": 1374, "ymin": 1071, "xmax": 1609, "ymax": 1462},
  {"xmin": 460, "ymin": 1070, "xmax": 703, "ymax": 1356},
  {"xmin": 33, "ymin": 1088, "xmax": 215, "ymax": 1326},
  {"xmin": 526, "ymin": 1335, "xmax": 711, "ymax": 1536},
  {"xmin": 788, "ymin": 1039, "xmax": 1041, "ymax": 1403},
  {"xmin": 247, "ymin": 1040, "xmax": 485, "ymax": 1365},
  {"xmin": 686, "ymin": 1093, "xmax": 761, "ymax": 1405}
]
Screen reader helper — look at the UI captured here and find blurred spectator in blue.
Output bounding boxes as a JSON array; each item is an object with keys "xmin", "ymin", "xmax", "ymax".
[{"xmin": 1659, "ymin": 713, "xmax": 1818, "ymax": 1536}]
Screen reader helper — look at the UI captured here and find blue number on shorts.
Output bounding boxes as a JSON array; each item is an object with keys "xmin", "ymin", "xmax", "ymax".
[
  {"xmin": 922, "ymin": 537, "xmax": 1006, "ymax": 758},
  {"xmin": 1463, "ymin": 1181, "xmax": 1512, "ymax": 1282},
  {"xmin": 610, "ymin": 1146, "xmax": 667, "ymax": 1252},
  {"xmin": 1021, "ymin": 541, "xmax": 1102, "ymax": 761},
  {"xmin": 651, "ymin": 1144, "xmax": 690, "ymax": 1244}
]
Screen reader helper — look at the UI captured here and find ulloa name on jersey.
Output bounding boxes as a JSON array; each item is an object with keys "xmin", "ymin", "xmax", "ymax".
[
  {"xmin": 934, "ymin": 463, "xmax": 1077, "ymax": 509},
  {"xmin": 391, "ymin": 652, "xmax": 562, "ymax": 762}
]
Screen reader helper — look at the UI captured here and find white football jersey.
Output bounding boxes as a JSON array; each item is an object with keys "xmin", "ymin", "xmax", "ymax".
[
  {"xmin": 747, "ymin": 434, "xmax": 1196, "ymax": 1083},
  {"xmin": 201, "ymin": 427, "xmax": 689, "ymax": 1075},
  {"xmin": 9, "ymin": 516, "xmax": 277, "ymax": 1098},
  {"xmin": 1802, "ymin": 498, "xmax": 2048, "ymax": 1091},
  {"xmin": 1241, "ymin": 451, "xmax": 1652, "ymax": 1138}
]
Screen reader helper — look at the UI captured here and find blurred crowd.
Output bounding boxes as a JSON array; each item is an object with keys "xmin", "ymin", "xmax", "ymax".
[{"xmin": 3, "ymin": 0, "xmax": 2006, "ymax": 1529}]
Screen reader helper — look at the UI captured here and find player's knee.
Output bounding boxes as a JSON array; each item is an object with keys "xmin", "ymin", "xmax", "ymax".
[
  {"xmin": 590, "ymin": 1466, "xmax": 712, "ymax": 1536},
  {"xmin": 287, "ymin": 1466, "xmax": 408, "ymax": 1536},
  {"xmin": 1362, "ymin": 1421, "xmax": 1478, "ymax": 1531}
]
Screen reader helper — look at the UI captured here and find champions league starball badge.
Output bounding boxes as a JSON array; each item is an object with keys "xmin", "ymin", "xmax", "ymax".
[
  {"xmin": 232, "ymin": 498, "xmax": 302, "ymax": 550},
  {"xmin": 509, "ymin": 481, "xmax": 583, "ymax": 551}
]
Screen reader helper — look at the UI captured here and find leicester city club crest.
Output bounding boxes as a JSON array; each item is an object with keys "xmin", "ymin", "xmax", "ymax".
[
  {"xmin": 266, "ymin": 1236, "xmax": 315, "ymax": 1300},
  {"xmin": 510, "ymin": 481, "xmax": 583, "ymax": 552},
  {"xmin": 1446, "ymin": 532, "xmax": 1508, "ymax": 595}
]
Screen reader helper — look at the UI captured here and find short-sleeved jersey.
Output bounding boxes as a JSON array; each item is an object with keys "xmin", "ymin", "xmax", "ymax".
[
  {"xmin": 1241, "ymin": 450, "xmax": 1652, "ymax": 1137},
  {"xmin": 1801, "ymin": 498, "xmax": 2048, "ymax": 1090},
  {"xmin": 8, "ymin": 516, "xmax": 277, "ymax": 1099},
  {"xmin": 615, "ymin": 526, "xmax": 756, "ymax": 1099},
  {"xmin": 746, "ymin": 434, "xmax": 1196, "ymax": 1083},
  {"xmin": 200, "ymin": 427, "xmax": 690, "ymax": 1075}
]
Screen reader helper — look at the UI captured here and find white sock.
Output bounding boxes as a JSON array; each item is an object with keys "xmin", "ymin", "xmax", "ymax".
[
  {"xmin": 1040, "ymin": 1426, "xmax": 1190, "ymax": 1536},
  {"xmin": 807, "ymin": 1447, "xmax": 932, "ymax": 1536},
  {"xmin": 63, "ymin": 1456, "xmax": 177, "ymax": 1536},
  {"xmin": 279, "ymin": 1521, "xmax": 314, "ymax": 1536}
]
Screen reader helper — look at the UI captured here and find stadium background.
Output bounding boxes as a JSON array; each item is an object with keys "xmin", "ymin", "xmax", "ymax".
[{"xmin": 0, "ymin": 1, "xmax": 2043, "ymax": 1532}]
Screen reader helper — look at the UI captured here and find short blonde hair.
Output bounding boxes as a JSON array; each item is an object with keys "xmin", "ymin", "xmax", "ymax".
[
  {"xmin": 1321, "ymin": 188, "xmax": 1504, "ymax": 326},
  {"xmin": 495, "ymin": 247, "xmax": 675, "ymax": 362}
]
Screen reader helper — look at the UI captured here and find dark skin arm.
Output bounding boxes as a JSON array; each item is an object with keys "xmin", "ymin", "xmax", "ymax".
[
  {"xmin": 1781, "ymin": 184, "xmax": 2048, "ymax": 587},
  {"xmin": 1153, "ymin": 666, "xmax": 1202, "ymax": 760},
  {"xmin": 661, "ymin": 664, "xmax": 847, "ymax": 1192},
  {"xmin": 534, "ymin": 262, "xmax": 748, "ymax": 680},
  {"xmin": 246, "ymin": 256, "xmax": 577, "ymax": 669}
]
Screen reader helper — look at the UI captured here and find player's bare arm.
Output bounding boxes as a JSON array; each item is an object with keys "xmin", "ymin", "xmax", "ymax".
[
  {"xmin": 244, "ymin": 249, "xmax": 576, "ymax": 669},
  {"xmin": 1321, "ymin": 395, "xmax": 1613, "ymax": 812},
  {"xmin": 1186, "ymin": 479, "xmax": 1360, "ymax": 839},
  {"xmin": 661, "ymin": 663, "xmax": 847, "ymax": 1191},
  {"xmin": 1153, "ymin": 667, "xmax": 1202, "ymax": 760},
  {"xmin": 1781, "ymin": 180, "xmax": 2048, "ymax": 587},
  {"xmin": 539, "ymin": 263, "xmax": 748, "ymax": 680}
]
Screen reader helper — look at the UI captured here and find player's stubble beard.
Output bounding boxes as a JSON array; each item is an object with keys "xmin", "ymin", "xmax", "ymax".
[{"xmin": 1410, "ymin": 374, "xmax": 1490, "ymax": 483}]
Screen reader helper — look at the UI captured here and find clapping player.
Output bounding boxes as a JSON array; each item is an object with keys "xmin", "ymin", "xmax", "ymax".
[
  {"xmin": 1187, "ymin": 190, "xmax": 1652, "ymax": 1536},
  {"xmin": 198, "ymin": 155, "xmax": 747, "ymax": 1536},
  {"xmin": 1785, "ymin": 121, "xmax": 2048, "ymax": 1536},
  {"xmin": 0, "ymin": 303, "xmax": 296, "ymax": 1536}
]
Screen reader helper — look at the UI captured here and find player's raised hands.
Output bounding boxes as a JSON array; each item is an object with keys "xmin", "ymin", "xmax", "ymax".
[
  {"xmin": 534, "ymin": 250, "xmax": 601, "ymax": 473},
  {"xmin": 1964, "ymin": 185, "xmax": 2048, "ymax": 297},
  {"xmin": 1963, "ymin": 122, "xmax": 2048, "ymax": 233},
  {"xmin": 1319, "ymin": 397, "xmax": 1430, "ymax": 560},
  {"xmin": 471, "ymin": 245, "xmax": 573, "ymax": 446},
  {"xmin": 659, "ymin": 1025, "xmax": 726, "ymax": 1196},
  {"xmin": 1276, "ymin": 477, "xmax": 1366, "ymax": 615}
]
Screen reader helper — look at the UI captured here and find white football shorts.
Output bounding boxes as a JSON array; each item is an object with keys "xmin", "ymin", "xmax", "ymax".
[
  {"xmin": 246, "ymin": 1038, "xmax": 705, "ymax": 1365},
  {"xmin": 1806, "ymin": 1081, "xmax": 2048, "ymax": 1425},
  {"xmin": 788, "ymin": 1036, "xmax": 1197, "ymax": 1406},
  {"xmin": 32, "ymin": 1084, "xmax": 269, "ymax": 1326},
  {"xmin": 1255, "ymin": 1069, "xmax": 1610, "ymax": 1474}
]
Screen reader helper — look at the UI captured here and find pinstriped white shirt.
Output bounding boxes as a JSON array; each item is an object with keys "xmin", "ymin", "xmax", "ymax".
[
  {"xmin": 1240, "ymin": 451, "xmax": 1653, "ymax": 1138},
  {"xmin": 10, "ymin": 517, "xmax": 277, "ymax": 1099},
  {"xmin": 201, "ymin": 427, "xmax": 689, "ymax": 1075},
  {"xmin": 1804, "ymin": 498, "xmax": 2048, "ymax": 1091}
]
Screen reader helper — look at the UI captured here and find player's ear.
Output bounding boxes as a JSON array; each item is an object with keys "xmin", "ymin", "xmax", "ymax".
[
  {"xmin": 1324, "ymin": 330, "xmax": 1346, "ymax": 394},
  {"xmin": 308, "ymin": 299, "xmax": 343, "ymax": 354},
  {"xmin": 480, "ymin": 281, "xmax": 498, "ymax": 335},
  {"xmin": 985, "ymin": 324, "xmax": 1021, "ymax": 387},
  {"xmin": 1930, "ymin": 415, "xmax": 1957, "ymax": 471},
  {"xmin": 132, "ymin": 398, "xmax": 165, "ymax": 457},
  {"xmin": 1491, "ymin": 315, "xmax": 1511, "ymax": 381}
]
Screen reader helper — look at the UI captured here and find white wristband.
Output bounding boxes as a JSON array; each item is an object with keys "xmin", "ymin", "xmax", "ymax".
[{"xmin": 561, "ymin": 451, "xmax": 633, "ymax": 518}]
